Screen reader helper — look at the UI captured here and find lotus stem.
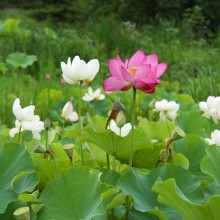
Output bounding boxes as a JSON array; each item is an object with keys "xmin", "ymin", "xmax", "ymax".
[
  {"xmin": 166, "ymin": 118, "xmax": 171, "ymax": 138},
  {"xmin": 78, "ymin": 80, "xmax": 84, "ymax": 165},
  {"xmin": 129, "ymin": 86, "xmax": 136, "ymax": 168}
]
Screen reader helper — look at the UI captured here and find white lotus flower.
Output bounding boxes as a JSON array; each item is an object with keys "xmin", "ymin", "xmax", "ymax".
[
  {"xmin": 199, "ymin": 96, "xmax": 220, "ymax": 124},
  {"xmin": 205, "ymin": 130, "xmax": 220, "ymax": 146},
  {"xmin": 82, "ymin": 87, "xmax": 105, "ymax": 102},
  {"xmin": 21, "ymin": 115, "xmax": 45, "ymax": 140},
  {"xmin": 13, "ymin": 98, "xmax": 35, "ymax": 121},
  {"xmin": 108, "ymin": 120, "xmax": 132, "ymax": 137},
  {"xmin": 155, "ymin": 99, "xmax": 180, "ymax": 121},
  {"xmin": 61, "ymin": 101, "xmax": 79, "ymax": 121},
  {"xmin": 61, "ymin": 56, "xmax": 99, "ymax": 84},
  {"xmin": 10, "ymin": 98, "xmax": 45, "ymax": 140}
]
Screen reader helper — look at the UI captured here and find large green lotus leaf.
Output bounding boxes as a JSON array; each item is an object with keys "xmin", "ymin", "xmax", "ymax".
[
  {"xmin": 201, "ymin": 145, "xmax": 220, "ymax": 193},
  {"xmin": 99, "ymin": 168, "xmax": 121, "ymax": 186},
  {"xmin": 176, "ymin": 111, "xmax": 208, "ymax": 136},
  {"xmin": 152, "ymin": 179, "xmax": 220, "ymax": 220},
  {"xmin": 6, "ymin": 52, "xmax": 37, "ymax": 68},
  {"xmin": 138, "ymin": 118, "xmax": 175, "ymax": 140},
  {"xmin": 128, "ymin": 208, "xmax": 159, "ymax": 220},
  {"xmin": 117, "ymin": 164, "xmax": 204, "ymax": 219},
  {"xmin": 38, "ymin": 167, "xmax": 111, "ymax": 220},
  {"xmin": 132, "ymin": 141, "xmax": 165, "ymax": 169},
  {"xmin": 0, "ymin": 143, "xmax": 38, "ymax": 214},
  {"xmin": 90, "ymin": 115, "xmax": 107, "ymax": 132},
  {"xmin": 81, "ymin": 125, "xmax": 152, "ymax": 164},
  {"xmin": 173, "ymin": 135, "xmax": 209, "ymax": 180},
  {"xmin": 33, "ymin": 143, "xmax": 72, "ymax": 190}
]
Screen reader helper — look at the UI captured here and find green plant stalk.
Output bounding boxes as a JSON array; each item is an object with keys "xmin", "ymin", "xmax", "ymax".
[
  {"xmin": 125, "ymin": 196, "xmax": 130, "ymax": 220},
  {"xmin": 166, "ymin": 118, "xmax": 171, "ymax": 138},
  {"xmin": 78, "ymin": 80, "xmax": 84, "ymax": 165},
  {"xmin": 129, "ymin": 87, "xmax": 136, "ymax": 168},
  {"xmin": 106, "ymin": 154, "xmax": 110, "ymax": 169},
  {"xmin": 18, "ymin": 126, "xmax": 22, "ymax": 143},
  {"xmin": 45, "ymin": 129, "xmax": 48, "ymax": 149}
]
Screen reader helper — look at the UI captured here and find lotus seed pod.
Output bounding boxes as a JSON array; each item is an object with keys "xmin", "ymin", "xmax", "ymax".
[
  {"xmin": 63, "ymin": 143, "xmax": 74, "ymax": 158},
  {"xmin": 44, "ymin": 118, "xmax": 51, "ymax": 130},
  {"xmin": 13, "ymin": 207, "xmax": 30, "ymax": 220},
  {"xmin": 171, "ymin": 127, "xmax": 185, "ymax": 142},
  {"xmin": 116, "ymin": 111, "xmax": 126, "ymax": 128}
]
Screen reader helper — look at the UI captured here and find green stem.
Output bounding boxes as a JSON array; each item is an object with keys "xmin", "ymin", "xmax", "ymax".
[
  {"xmin": 50, "ymin": 152, "xmax": 57, "ymax": 177},
  {"xmin": 129, "ymin": 87, "xmax": 136, "ymax": 168},
  {"xmin": 112, "ymin": 155, "xmax": 116, "ymax": 171},
  {"xmin": 78, "ymin": 81, "xmax": 84, "ymax": 165},
  {"xmin": 166, "ymin": 118, "xmax": 171, "ymax": 138},
  {"xmin": 45, "ymin": 129, "xmax": 48, "ymax": 149},
  {"xmin": 18, "ymin": 126, "xmax": 22, "ymax": 143},
  {"xmin": 125, "ymin": 196, "xmax": 130, "ymax": 219},
  {"xmin": 106, "ymin": 154, "xmax": 110, "ymax": 169}
]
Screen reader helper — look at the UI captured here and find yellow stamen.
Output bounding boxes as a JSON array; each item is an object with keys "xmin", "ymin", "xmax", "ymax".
[{"xmin": 128, "ymin": 67, "xmax": 137, "ymax": 76}]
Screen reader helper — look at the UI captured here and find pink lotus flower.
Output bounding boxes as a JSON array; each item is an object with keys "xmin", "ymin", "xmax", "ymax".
[
  {"xmin": 60, "ymin": 77, "xmax": 66, "ymax": 85},
  {"xmin": 103, "ymin": 50, "xmax": 167, "ymax": 93},
  {"xmin": 45, "ymin": 74, "xmax": 51, "ymax": 80}
]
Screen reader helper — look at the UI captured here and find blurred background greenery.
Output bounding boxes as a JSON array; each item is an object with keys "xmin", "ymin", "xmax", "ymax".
[{"xmin": 0, "ymin": 0, "xmax": 220, "ymax": 127}]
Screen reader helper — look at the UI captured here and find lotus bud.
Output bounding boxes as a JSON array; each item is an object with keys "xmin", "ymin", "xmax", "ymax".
[
  {"xmin": 149, "ymin": 98, "xmax": 157, "ymax": 108},
  {"xmin": 13, "ymin": 207, "xmax": 30, "ymax": 220},
  {"xmin": 171, "ymin": 127, "xmax": 185, "ymax": 142},
  {"xmin": 63, "ymin": 143, "xmax": 74, "ymax": 159},
  {"xmin": 44, "ymin": 118, "xmax": 51, "ymax": 130},
  {"xmin": 112, "ymin": 100, "xmax": 125, "ymax": 113},
  {"xmin": 116, "ymin": 111, "xmax": 126, "ymax": 128},
  {"xmin": 83, "ymin": 115, "xmax": 88, "ymax": 127}
]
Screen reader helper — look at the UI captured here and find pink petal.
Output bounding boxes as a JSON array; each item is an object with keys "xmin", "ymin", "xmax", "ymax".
[
  {"xmin": 146, "ymin": 66, "xmax": 157, "ymax": 78},
  {"xmin": 121, "ymin": 66, "xmax": 134, "ymax": 82},
  {"xmin": 116, "ymin": 55, "xmax": 125, "ymax": 67},
  {"xmin": 134, "ymin": 78, "xmax": 158, "ymax": 93},
  {"xmin": 156, "ymin": 63, "xmax": 167, "ymax": 78},
  {"xmin": 109, "ymin": 59, "xmax": 124, "ymax": 80},
  {"xmin": 134, "ymin": 64, "xmax": 151, "ymax": 80},
  {"xmin": 145, "ymin": 54, "xmax": 158, "ymax": 66},
  {"xmin": 103, "ymin": 77, "xmax": 129, "ymax": 92},
  {"xmin": 128, "ymin": 50, "xmax": 146, "ymax": 68}
]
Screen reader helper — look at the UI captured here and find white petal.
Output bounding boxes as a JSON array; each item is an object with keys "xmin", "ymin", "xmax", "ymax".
[
  {"xmin": 67, "ymin": 57, "xmax": 71, "ymax": 66},
  {"xmin": 74, "ymin": 60, "xmax": 88, "ymax": 81},
  {"xmin": 211, "ymin": 130, "xmax": 220, "ymax": 146},
  {"xmin": 93, "ymin": 88, "xmax": 101, "ymax": 97},
  {"xmin": 88, "ymin": 87, "xmax": 93, "ymax": 96},
  {"xmin": 21, "ymin": 105, "xmax": 35, "ymax": 121},
  {"xmin": 9, "ymin": 127, "xmax": 19, "ymax": 137},
  {"xmin": 68, "ymin": 112, "xmax": 79, "ymax": 121},
  {"xmin": 199, "ymin": 101, "xmax": 208, "ymax": 112},
  {"xmin": 12, "ymin": 98, "xmax": 23, "ymax": 120},
  {"xmin": 159, "ymin": 112, "xmax": 167, "ymax": 120},
  {"xmin": 86, "ymin": 59, "xmax": 99, "ymax": 81},
  {"xmin": 97, "ymin": 94, "xmax": 105, "ymax": 100},
  {"xmin": 166, "ymin": 102, "xmax": 179, "ymax": 111},
  {"xmin": 61, "ymin": 63, "xmax": 76, "ymax": 82},
  {"xmin": 71, "ymin": 56, "xmax": 80, "ymax": 66},
  {"xmin": 62, "ymin": 101, "xmax": 73, "ymax": 118},
  {"xmin": 205, "ymin": 138, "xmax": 215, "ymax": 145},
  {"xmin": 82, "ymin": 94, "xmax": 94, "ymax": 102},
  {"xmin": 167, "ymin": 111, "xmax": 177, "ymax": 121},
  {"xmin": 109, "ymin": 120, "xmax": 120, "ymax": 136},
  {"xmin": 121, "ymin": 123, "xmax": 132, "ymax": 137},
  {"xmin": 62, "ymin": 74, "xmax": 75, "ymax": 84},
  {"xmin": 155, "ymin": 99, "xmax": 168, "ymax": 111},
  {"xmin": 32, "ymin": 131, "xmax": 41, "ymax": 140}
]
